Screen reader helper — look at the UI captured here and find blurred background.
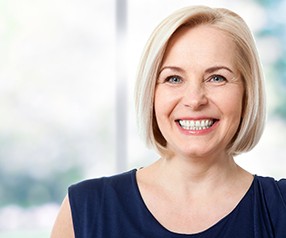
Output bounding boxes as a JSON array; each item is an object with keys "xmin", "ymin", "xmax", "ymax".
[{"xmin": 1, "ymin": 0, "xmax": 286, "ymax": 237}]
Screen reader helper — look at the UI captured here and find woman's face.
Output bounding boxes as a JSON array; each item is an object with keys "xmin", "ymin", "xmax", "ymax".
[{"xmin": 154, "ymin": 25, "xmax": 244, "ymax": 159}]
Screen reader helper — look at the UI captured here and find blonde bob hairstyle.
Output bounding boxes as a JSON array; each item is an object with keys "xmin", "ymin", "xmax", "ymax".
[{"xmin": 135, "ymin": 5, "xmax": 266, "ymax": 157}]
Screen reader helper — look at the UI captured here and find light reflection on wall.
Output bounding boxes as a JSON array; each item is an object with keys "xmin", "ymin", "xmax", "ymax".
[{"xmin": 0, "ymin": 0, "xmax": 116, "ymax": 236}]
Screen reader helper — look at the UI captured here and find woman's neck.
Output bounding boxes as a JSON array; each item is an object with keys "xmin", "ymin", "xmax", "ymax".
[{"xmin": 143, "ymin": 154, "xmax": 250, "ymax": 198}]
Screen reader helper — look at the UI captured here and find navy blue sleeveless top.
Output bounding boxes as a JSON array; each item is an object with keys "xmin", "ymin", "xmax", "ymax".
[{"xmin": 68, "ymin": 169, "xmax": 286, "ymax": 237}]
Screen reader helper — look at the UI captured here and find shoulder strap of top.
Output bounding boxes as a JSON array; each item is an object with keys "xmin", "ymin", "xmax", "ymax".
[
  {"xmin": 254, "ymin": 175, "xmax": 286, "ymax": 236},
  {"xmin": 255, "ymin": 175, "xmax": 286, "ymax": 207},
  {"xmin": 68, "ymin": 176, "xmax": 105, "ymax": 237}
]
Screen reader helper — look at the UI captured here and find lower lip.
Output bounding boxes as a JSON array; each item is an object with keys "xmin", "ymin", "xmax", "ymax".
[{"xmin": 176, "ymin": 120, "xmax": 219, "ymax": 135}]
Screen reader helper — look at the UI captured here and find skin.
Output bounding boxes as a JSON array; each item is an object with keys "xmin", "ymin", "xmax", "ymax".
[
  {"xmin": 136, "ymin": 25, "xmax": 253, "ymax": 234},
  {"xmin": 51, "ymin": 195, "xmax": 74, "ymax": 238}
]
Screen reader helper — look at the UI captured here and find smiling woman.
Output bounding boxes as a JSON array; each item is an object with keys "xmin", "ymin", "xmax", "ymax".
[
  {"xmin": 135, "ymin": 8, "xmax": 265, "ymax": 158},
  {"xmin": 51, "ymin": 5, "xmax": 286, "ymax": 238}
]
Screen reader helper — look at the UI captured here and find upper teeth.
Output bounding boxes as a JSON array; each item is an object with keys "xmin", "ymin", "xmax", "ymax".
[{"xmin": 178, "ymin": 119, "xmax": 214, "ymax": 130}]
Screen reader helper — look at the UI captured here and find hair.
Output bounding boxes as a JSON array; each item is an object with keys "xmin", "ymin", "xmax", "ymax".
[{"xmin": 135, "ymin": 5, "xmax": 266, "ymax": 157}]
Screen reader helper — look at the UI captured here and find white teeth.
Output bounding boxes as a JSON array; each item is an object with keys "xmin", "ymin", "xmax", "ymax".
[{"xmin": 178, "ymin": 119, "xmax": 214, "ymax": 130}]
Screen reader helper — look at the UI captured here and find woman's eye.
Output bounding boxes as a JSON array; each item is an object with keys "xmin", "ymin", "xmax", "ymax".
[
  {"xmin": 208, "ymin": 75, "xmax": 226, "ymax": 83},
  {"xmin": 166, "ymin": 76, "xmax": 182, "ymax": 84}
]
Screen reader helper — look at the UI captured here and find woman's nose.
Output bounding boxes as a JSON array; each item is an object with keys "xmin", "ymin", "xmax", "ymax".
[{"xmin": 182, "ymin": 82, "xmax": 208, "ymax": 110}]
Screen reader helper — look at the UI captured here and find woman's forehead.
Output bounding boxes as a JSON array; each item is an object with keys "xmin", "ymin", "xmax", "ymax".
[{"xmin": 161, "ymin": 25, "xmax": 238, "ymax": 73}]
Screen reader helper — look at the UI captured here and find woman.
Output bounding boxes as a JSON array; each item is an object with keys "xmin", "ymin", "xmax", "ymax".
[{"xmin": 51, "ymin": 6, "xmax": 286, "ymax": 237}]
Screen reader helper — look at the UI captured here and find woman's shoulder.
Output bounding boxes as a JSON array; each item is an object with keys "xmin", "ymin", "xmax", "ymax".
[
  {"xmin": 68, "ymin": 169, "xmax": 138, "ymax": 222},
  {"xmin": 255, "ymin": 175, "xmax": 286, "ymax": 189},
  {"xmin": 68, "ymin": 169, "xmax": 137, "ymax": 198},
  {"xmin": 254, "ymin": 174, "xmax": 286, "ymax": 207}
]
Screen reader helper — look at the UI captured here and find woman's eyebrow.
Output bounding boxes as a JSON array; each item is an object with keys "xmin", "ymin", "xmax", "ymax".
[
  {"xmin": 205, "ymin": 66, "xmax": 234, "ymax": 74},
  {"xmin": 159, "ymin": 66, "xmax": 185, "ymax": 75}
]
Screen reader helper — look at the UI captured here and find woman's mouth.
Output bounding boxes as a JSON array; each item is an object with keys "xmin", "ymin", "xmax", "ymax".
[{"xmin": 177, "ymin": 119, "xmax": 217, "ymax": 131}]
